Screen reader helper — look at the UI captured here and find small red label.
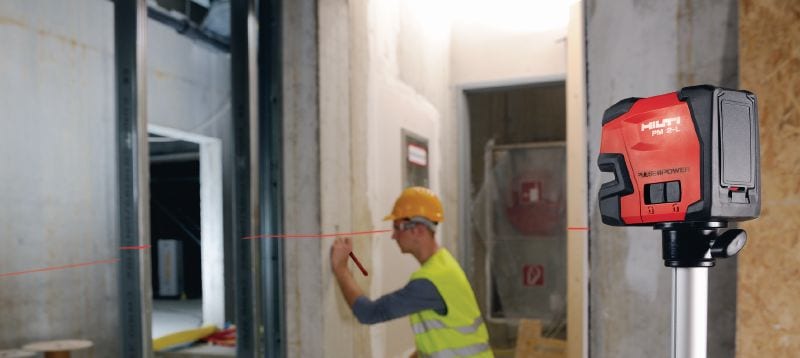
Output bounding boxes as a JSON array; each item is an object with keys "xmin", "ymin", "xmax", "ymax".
[{"xmin": 522, "ymin": 264, "xmax": 544, "ymax": 286}]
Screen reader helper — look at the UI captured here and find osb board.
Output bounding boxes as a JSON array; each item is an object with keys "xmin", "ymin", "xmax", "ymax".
[{"xmin": 738, "ymin": 0, "xmax": 800, "ymax": 356}]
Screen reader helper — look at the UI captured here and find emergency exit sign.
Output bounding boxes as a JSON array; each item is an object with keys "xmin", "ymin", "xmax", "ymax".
[{"xmin": 522, "ymin": 264, "xmax": 544, "ymax": 286}]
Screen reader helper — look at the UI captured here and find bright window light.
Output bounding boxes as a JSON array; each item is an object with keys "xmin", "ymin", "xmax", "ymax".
[{"xmin": 453, "ymin": 0, "xmax": 577, "ymax": 33}]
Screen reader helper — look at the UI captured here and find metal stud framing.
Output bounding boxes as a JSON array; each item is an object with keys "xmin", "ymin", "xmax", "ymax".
[
  {"xmin": 231, "ymin": 0, "xmax": 261, "ymax": 356},
  {"xmin": 259, "ymin": 0, "xmax": 286, "ymax": 356},
  {"xmin": 115, "ymin": 0, "xmax": 152, "ymax": 356}
]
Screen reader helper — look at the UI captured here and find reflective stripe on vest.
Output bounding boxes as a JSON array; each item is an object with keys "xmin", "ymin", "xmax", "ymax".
[
  {"xmin": 418, "ymin": 342, "xmax": 491, "ymax": 358},
  {"xmin": 411, "ymin": 316, "xmax": 485, "ymax": 335}
]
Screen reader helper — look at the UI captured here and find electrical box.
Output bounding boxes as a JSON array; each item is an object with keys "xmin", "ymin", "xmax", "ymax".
[{"xmin": 158, "ymin": 239, "xmax": 183, "ymax": 298}]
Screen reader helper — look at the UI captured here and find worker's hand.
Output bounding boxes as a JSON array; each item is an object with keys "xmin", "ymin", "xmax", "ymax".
[{"xmin": 330, "ymin": 237, "xmax": 353, "ymax": 273}]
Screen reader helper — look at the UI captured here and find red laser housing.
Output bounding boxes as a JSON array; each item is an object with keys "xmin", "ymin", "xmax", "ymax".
[{"xmin": 598, "ymin": 85, "xmax": 760, "ymax": 225}]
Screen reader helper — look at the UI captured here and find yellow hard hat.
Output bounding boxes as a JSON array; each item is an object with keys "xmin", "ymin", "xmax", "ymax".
[{"xmin": 383, "ymin": 187, "xmax": 444, "ymax": 223}]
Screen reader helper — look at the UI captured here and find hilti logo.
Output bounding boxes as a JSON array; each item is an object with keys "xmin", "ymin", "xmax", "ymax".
[{"xmin": 641, "ymin": 117, "xmax": 681, "ymax": 131}]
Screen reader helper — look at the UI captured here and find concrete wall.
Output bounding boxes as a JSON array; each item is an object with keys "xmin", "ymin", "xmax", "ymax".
[
  {"xmin": 451, "ymin": 24, "xmax": 566, "ymax": 86},
  {"xmin": 316, "ymin": 0, "xmax": 455, "ymax": 356},
  {"xmin": 283, "ymin": 0, "xmax": 324, "ymax": 356},
  {"xmin": 318, "ymin": 0, "xmax": 367, "ymax": 356},
  {"xmin": 147, "ymin": 22, "xmax": 231, "ymax": 139},
  {"xmin": 738, "ymin": 0, "xmax": 800, "ymax": 356},
  {"xmin": 0, "ymin": 1, "xmax": 118, "ymax": 355},
  {"xmin": 320, "ymin": 1, "xmax": 454, "ymax": 357},
  {"xmin": 586, "ymin": 0, "xmax": 738, "ymax": 357},
  {"xmin": 368, "ymin": 12, "xmax": 450, "ymax": 358},
  {"xmin": 0, "ymin": 0, "xmax": 230, "ymax": 355}
]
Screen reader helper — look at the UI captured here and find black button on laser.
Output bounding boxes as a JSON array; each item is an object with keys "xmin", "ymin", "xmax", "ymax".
[
  {"xmin": 666, "ymin": 181, "xmax": 681, "ymax": 203},
  {"xmin": 646, "ymin": 183, "xmax": 666, "ymax": 204}
]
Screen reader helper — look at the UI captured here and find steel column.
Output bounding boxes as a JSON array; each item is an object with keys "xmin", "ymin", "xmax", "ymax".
[
  {"xmin": 259, "ymin": 0, "xmax": 286, "ymax": 356},
  {"xmin": 115, "ymin": 0, "xmax": 152, "ymax": 356},
  {"xmin": 231, "ymin": 0, "xmax": 261, "ymax": 356}
]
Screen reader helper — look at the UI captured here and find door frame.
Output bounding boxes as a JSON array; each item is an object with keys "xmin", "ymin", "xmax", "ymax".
[
  {"xmin": 148, "ymin": 124, "xmax": 225, "ymax": 328},
  {"xmin": 456, "ymin": 71, "xmax": 587, "ymax": 357}
]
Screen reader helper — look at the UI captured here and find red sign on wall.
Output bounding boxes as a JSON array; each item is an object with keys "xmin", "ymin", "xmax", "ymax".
[{"xmin": 522, "ymin": 264, "xmax": 544, "ymax": 287}]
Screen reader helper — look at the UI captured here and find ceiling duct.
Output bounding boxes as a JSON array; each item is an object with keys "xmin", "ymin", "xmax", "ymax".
[{"xmin": 145, "ymin": 0, "xmax": 230, "ymax": 51}]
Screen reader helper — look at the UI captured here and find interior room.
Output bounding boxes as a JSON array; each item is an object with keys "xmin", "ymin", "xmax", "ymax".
[{"xmin": 0, "ymin": 0, "xmax": 797, "ymax": 357}]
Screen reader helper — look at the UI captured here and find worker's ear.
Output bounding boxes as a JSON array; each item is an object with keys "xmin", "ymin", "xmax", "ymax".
[{"xmin": 411, "ymin": 223, "xmax": 425, "ymax": 236}]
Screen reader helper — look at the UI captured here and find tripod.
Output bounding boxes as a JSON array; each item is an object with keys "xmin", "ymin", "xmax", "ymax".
[{"xmin": 655, "ymin": 222, "xmax": 747, "ymax": 358}]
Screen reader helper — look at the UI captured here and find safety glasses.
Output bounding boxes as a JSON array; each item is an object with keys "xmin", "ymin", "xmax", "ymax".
[{"xmin": 393, "ymin": 220, "xmax": 415, "ymax": 232}]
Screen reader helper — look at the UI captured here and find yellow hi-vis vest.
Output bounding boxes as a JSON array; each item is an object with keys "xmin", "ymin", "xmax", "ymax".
[{"xmin": 409, "ymin": 248, "xmax": 493, "ymax": 358}]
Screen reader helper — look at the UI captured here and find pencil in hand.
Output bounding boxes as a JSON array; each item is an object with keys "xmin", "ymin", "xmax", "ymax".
[{"xmin": 349, "ymin": 252, "xmax": 368, "ymax": 276}]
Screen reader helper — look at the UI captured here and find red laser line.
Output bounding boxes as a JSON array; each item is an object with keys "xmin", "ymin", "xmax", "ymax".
[
  {"xmin": 568, "ymin": 227, "xmax": 590, "ymax": 231},
  {"xmin": 243, "ymin": 229, "xmax": 392, "ymax": 240},
  {"xmin": 120, "ymin": 245, "xmax": 152, "ymax": 250},
  {"xmin": 0, "ymin": 258, "xmax": 120, "ymax": 279},
  {"xmin": 3, "ymin": 230, "xmax": 378, "ymax": 278},
  {"xmin": 349, "ymin": 252, "xmax": 368, "ymax": 277}
]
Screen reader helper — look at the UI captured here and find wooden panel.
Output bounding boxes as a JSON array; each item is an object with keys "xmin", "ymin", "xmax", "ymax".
[
  {"xmin": 515, "ymin": 319, "xmax": 567, "ymax": 358},
  {"xmin": 738, "ymin": 0, "xmax": 800, "ymax": 356},
  {"xmin": 565, "ymin": 3, "xmax": 587, "ymax": 358}
]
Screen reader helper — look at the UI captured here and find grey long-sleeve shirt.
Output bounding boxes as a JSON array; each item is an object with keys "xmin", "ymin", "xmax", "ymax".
[{"xmin": 351, "ymin": 278, "xmax": 447, "ymax": 324}]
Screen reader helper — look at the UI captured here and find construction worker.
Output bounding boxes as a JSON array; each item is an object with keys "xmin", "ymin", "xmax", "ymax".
[{"xmin": 330, "ymin": 186, "xmax": 493, "ymax": 357}]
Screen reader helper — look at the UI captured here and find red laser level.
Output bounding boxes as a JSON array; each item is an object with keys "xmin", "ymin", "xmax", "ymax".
[
  {"xmin": 598, "ymin": 85, "xmax": 760, "ymax": 226},
  {"xmin": 598, "ymin": 85, "xmax": 760, "ymax": 358}
]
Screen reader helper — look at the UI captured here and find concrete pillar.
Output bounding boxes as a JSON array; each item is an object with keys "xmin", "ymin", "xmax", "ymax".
[{"xmin": 586, "ymin": 0, "xmax": 738, "ymax": 357}]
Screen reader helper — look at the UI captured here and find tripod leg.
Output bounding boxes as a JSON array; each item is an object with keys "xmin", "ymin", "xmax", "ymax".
[{"xmin": 673, "ymin": 267, "xmax": 708, "ymax": 358}]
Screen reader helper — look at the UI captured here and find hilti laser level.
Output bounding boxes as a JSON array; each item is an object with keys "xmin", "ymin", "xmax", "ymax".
[{"xmin": 598, "ymin": 85, "xmax": 760, "ymax": 358}]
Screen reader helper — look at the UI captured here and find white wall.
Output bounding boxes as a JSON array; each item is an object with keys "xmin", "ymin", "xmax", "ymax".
[
  {"xmin": 147, "ymin": 21, "xmax": 230, "ymax": 138},
  {"xmin": 362, "ymin": 1, "xmax": 450, "ymax": 356},
  {"xmin": 317, "ymin": 0, "xmax": 451, "ymax": 356},
  {"xmin": 316, "ymin": 0, "xmax": 569, "ymax": 357},
  {"xmin": 451, "ymin": 23, "xmax": 566, "ymax": 86}
]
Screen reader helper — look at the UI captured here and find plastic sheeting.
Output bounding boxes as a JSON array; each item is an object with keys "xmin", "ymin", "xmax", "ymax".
[{"xmin": 472, "ymin": 142, "xmax": 567, "ymax": 335}]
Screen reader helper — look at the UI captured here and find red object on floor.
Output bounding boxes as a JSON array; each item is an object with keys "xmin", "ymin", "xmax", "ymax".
[{"xmin": 202, "ymin": 327, "xmax": 236, "ymax": 347}]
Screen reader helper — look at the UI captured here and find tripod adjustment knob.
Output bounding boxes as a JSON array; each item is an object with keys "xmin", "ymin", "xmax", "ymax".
[{"xmin": 711, "ymin": 229, "xmax": 747, "ymax": 258}]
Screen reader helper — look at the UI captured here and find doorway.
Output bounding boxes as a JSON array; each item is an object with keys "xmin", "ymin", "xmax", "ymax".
[
  {"xmin": 147, "ymin": 125, "xmax": 225, "ymax": 342},
  {"xmin": 460, "ymin": 80, "xmax": 568, "ymax": 353}
]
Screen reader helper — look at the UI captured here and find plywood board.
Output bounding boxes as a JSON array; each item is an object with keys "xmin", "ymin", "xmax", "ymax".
[{"xmin": 738, "ymin": 0, "xmax": 800, "ymax": 356}]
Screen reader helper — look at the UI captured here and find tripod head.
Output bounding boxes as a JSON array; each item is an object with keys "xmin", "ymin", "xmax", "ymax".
[{"xmin": 656, "ymin": 221, "xmax": 746, "ymax": 268}]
